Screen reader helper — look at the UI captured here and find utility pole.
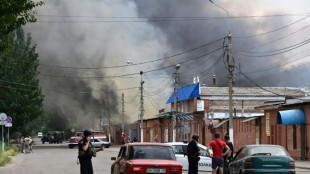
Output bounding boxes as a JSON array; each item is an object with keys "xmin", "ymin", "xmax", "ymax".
[
  {"xmin": 106, "ymin": 90, "xmax": 111, "ymax": 144},
  {"xmin": 139, "ymin": 71, "xmax": 144, "ymax": 143},
  {"xmin": 121, "ymin": 93, "xmax": 125, "ymax": 134},
  {"xmin": 228, "ymin": 33, "xmax": 234, "ymax": 144},
  {"xmin": 173, "ymin": 64, "xmax": 180, "ymax": 142}
]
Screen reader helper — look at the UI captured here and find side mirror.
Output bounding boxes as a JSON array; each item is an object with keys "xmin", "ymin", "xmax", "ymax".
[{"xmin": 111, "ymin": 157, "xmax": 116, "ymax": 160}]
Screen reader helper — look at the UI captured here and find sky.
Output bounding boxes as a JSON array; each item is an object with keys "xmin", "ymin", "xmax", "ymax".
[{"xmin": 23, "ymin": 0, "xmax": 310, "ymax": 129}]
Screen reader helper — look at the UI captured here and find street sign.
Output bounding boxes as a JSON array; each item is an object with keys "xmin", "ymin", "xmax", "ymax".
[
  {"xmin": 6, "ymin": 117, "xmax": 12, "ymax": 123},
  {"xmin": 5, "ymin": 123, "xmax": 12, "ymax": 127},
  {"xmin": 0, "ymin": 113, "xmax": 7, "ymax": 125}
]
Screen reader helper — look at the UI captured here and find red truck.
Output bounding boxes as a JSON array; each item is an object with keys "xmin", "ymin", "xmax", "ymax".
[
  {"xmin": 111, "ymin": 143, "xmax": 182, "ymax": 174},
  {"xmin": 68, "ymin": 130, "xmax": 107, "ymax": 149}
]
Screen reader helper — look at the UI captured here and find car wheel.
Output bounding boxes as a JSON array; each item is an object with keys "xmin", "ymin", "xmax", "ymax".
[
  {"xmin": 69, "ymin": 144, "xmax": 74, "ymax": 149},
  {"xmin": 42, "ymin": 141, "xmax": 45, "ymax": 144}
]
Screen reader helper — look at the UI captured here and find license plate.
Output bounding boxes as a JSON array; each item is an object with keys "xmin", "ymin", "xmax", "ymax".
[{"xmin": 146, "ymin": 168, "xmax": 166, "ymax": 173}]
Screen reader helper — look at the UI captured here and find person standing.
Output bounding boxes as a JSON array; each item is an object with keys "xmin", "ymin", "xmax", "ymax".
[
  {"xmin": 187, "ymin": 135, "xmax": 202, "ymax": 174},
  {"xmin": 153, "ymin": 135, "xmax": 159, "ymax": 143},
  {"xmin": 223, "ymin": 135, "xmax": 234, "ymax": 174},
  {"xmin": 121, "ymin": 133, "xmax": 125, "ymax": 145},
  {"xmin": 207, "ymin": 132, "xmax": 230, "ymax": 174},
  {"xmin": 20, "ymin": 136, "xmax": 24, "ymax": 153},
  {"xmin": 78, "ymin": 130, "xmax": 104, "ymax": 174}
]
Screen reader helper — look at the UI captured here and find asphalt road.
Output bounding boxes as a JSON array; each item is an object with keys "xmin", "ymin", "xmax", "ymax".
[
  {"xmin": 0, "ymin": 143, "xmax": 119, "ymax": 174},
  {"xmin": 0, "ymin": 142, "xmax": 309, "ymax": 174}
]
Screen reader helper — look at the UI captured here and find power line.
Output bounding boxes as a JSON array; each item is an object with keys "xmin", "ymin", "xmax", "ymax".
[
  {"xmin": 37, "ymin": 46, "xmax": 224, "ymax": 80},
  {"xmin": 236, "ymin": 48, "xmax": 310, "ymax": 75},
  {"xmin": 35, "ymin": 37, "xmax": 224, "ymax": 70},
  {"xmin": 240, "ymin": 39, "xmax": 310, "ymax": 54},
  {"xmin": 0, "ymin": 79, "xmax": 138, "ymax": 94},
  {"xmin": 233, "ymin": 23, "xmax": 310, "ymax": 53},
  {"xmin": 36, "ymin": 13, "xmax": 310, "ymax": 20},
  {"xmin": 235, "ymin": 39, "xmax": 310, "ymax": 57},
  {"xmin": 233, "ymin": 15, "xmax": 310, "ymax": 38},
  {"xmin": 235, "ymin": 67, "xmax": 282, "ymax": 96}
]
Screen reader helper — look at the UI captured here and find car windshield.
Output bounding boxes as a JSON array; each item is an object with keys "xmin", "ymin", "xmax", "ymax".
[
  {"xmin": 128, "ymin": 145, "xmax": 175, "ymax": 160},
  {"xmin": 249, "ymin": 146, "xmax": 288, "ymax": 156}
]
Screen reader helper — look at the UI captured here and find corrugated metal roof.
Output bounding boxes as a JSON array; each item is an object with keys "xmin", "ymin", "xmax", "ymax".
[
  {"xmin": 166, "ymin": 83, "xmax": 199, "ymax": 104},
  {"xmin": 156, "ymin": 111, "xmax": 195, "ymax": 122},
  {"xmin": 200, "ymin": 87, "xmax": 305, "ymax": 97}
]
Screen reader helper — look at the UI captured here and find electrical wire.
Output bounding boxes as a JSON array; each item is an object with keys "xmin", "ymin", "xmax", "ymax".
[
  {"xmin": 233, "ymin": 15, "xmax": 310, "ymax": 38},
  {"xmin": 36, "ymin": 13, "xmax": 310, "ymax": 20},
  {"xmin": 235, "ymin": 39, "xmax": 310, "ymax": 57},
  {"xmin": 37, "ymin": 46, "xmax": 224, "ymax": 80},
  {"xmin": 233, "ymin": 23, "xmax": 310, "ymax": 53},
  {"xmin": 34, "ymin": 37, "xmax": 224, "ymax": 70}
]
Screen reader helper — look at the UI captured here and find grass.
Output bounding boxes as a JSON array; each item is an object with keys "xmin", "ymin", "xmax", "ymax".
[{"xmin": 0, "ymin": 142, "xmax": 19, "ymax": 166}]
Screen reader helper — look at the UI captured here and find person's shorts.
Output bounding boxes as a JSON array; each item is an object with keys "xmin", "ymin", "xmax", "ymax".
[{"xmin": 212, "ymin": 157, "xmax": 224, "ymax": 169}]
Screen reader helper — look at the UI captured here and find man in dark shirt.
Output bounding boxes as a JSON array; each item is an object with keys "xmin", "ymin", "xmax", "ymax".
[
  {"xmin": 78, "ymin": 130, "xmax": 104, "ymax": 174},
  {"xmin": 187, "ymin": 135, "xmax": 202, "ymax": 174},
  {"xmin": 223, "ymin": 135, "xmax": 234, "ymax": 174}
]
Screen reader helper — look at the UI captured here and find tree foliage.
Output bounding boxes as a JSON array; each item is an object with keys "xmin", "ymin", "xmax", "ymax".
[
  {"xmin": 0, "ymin": 0, "xmax": 44, "ymax": 50},
  {"xmin": 0, "ymin": 28, "xmax": 44, "ymax": 134}
]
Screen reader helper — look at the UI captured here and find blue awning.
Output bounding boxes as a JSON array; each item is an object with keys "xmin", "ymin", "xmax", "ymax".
[
  {"xmin": 277, "ymin": 109, "xmax": 306, "ymax": 125},
  {"xmin": 166, "ymin": 83, "xmax": 199, "ymax": 104}
]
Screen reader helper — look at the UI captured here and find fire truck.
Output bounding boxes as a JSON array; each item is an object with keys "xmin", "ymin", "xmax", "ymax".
[{"xmin": 68, "ymin": 130, "xmax": 107, "ymax": 149}]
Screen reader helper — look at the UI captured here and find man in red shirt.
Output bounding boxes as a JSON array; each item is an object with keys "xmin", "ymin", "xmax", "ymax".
[
  {"xmin": 207, "ymin": 132, "xmax": 230, "ymax": 174},
  {"xmin": 121, "ymin": 133, "xmax": 125, "ymax": 145}
]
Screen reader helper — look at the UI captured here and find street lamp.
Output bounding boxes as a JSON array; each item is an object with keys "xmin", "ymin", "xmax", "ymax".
[{"xmin": 209, "ymin": 0, "xmax": 234, "ymax": 144}]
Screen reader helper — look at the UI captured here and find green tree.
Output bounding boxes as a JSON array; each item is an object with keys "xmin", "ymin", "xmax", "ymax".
[
  {"xmin": 0, "ymin": 0, "xmax": 44, "ymax": 50},
  {"xmin": 0, "ymin": 28, "xmax": 44, "ymax": 135}
]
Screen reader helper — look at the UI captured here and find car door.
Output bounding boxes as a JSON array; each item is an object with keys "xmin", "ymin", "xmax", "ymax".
[
  {"xmin": 229, "ymin": 147, "xmax": 245, "ymax": 174},
  {"xmin": 112, "ymin": 146, "xmax": 127, "ymax": 174},
  {"xmin": 91, "ymin": 139, "xmax": 100, "ymax": 148},
  {"xmin": 172, "ymin": 145, "xmax": 189, "ymax": 172},
  {"xmin": 197, "ymin": 146, "xmax": 212, "ymax": 173}
]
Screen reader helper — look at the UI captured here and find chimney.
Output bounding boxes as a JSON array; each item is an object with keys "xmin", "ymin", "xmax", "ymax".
[{"xmin": 213, "ymin": 75, "xmax": 216, "ymax": 87}]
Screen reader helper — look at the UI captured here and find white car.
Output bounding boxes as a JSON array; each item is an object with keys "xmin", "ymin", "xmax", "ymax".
[
  {"xmin": 167, "ymin": 142, "xmax": 212, "ymax": 174},
  {"xmin": 38, "ymin": 132, "xmax": 43, "ymax": 138},
  {"xmin": 90, "ymin": 138, "xmax": 111, "ymax": 148}
]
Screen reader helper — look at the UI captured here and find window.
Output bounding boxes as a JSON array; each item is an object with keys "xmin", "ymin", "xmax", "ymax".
[
  {"xmin": 128, "ymin": 145, "xmax": 175, "ymax": 160},
  {"xmin": 293, "ymin": 125, "xmax": 297, "ymax": 149},
  {"xmin": 172, "ymin": 145, "xmax": 184, "ymax": 154},
  {"xmin": 198, "ymin": 147, "xmax": 210, "ymax": 157}
]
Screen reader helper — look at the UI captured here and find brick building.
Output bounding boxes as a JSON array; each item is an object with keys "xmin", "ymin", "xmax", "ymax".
[
  {"xmin": 256, "ymin": 97, "xmax": 310, "ymax": 160},
  {"xmin": 113, "ymin": 81, "xmax": 307, "ymax": 158}
]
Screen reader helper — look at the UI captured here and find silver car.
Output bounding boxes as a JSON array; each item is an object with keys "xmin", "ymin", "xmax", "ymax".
[
  {"xmin": 90, "ymin": 138, "xmax": 111, "ymax": 148},
  {"xmin": 167, "ymin": 142, "xmax": 213, "ymax": 174}
]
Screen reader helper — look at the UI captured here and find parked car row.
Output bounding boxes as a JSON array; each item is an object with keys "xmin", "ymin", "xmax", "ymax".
[{"xmin": 111, "ymin": 142, "xmax": 295, "ymax": 174}]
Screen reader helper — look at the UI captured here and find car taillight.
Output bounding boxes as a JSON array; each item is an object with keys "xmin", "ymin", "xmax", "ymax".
[
  {"xmin": 170, "ymin": 167, "xmax": 180, "ymax": 173},
  {"xmin": 245, "ymin": 159, "xmax": 253, "ymax": 168},
  {"xmin": 290, "ymin": 160, "xmax": 295, "ymax": 168},
  {"xmin": 132, "ymin": 166, "xmax": 142, "ymax": 173}
]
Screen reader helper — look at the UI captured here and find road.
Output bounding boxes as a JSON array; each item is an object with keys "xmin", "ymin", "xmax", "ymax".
[
  {"xmin": 0, "ymin": 143, "xmax": 119, "ymax": 174},
  {"xmin": 0, "ymin": 142, "xmax": 309, "ymax": 174}
]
